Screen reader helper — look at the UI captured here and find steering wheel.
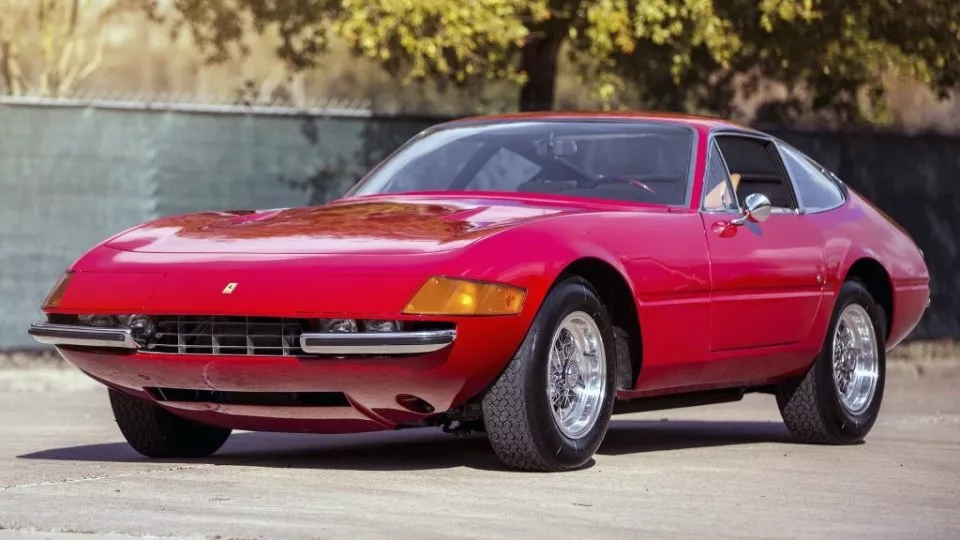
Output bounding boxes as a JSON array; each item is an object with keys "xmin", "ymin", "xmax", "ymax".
[{"xmin": 592, "ymin": 175, "xmax": 657, "ymax": 195}]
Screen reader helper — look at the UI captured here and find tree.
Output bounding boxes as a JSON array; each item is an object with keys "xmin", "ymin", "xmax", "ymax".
[
  {"xmin": 0, "ymin": 0, "xmax": 140, "ymax": 97},
  {"xmin": 158, "ymin": 0, "xmax": 960, "ymax": 118}
]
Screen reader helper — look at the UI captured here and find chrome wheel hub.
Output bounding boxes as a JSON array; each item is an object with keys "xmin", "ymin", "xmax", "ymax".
[
  {"xmin": 547, "ymin": 311, "xmax": 606, "ymax": 439},
  {"xmin": 832, "ymin": 304, "xmax": 880, "ymax": 415},
  {"xmin": 564, "ymin": 362, "xmax": 581, "ymax": 388}
]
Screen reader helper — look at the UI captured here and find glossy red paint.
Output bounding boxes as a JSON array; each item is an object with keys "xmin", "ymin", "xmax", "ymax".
[{"xmin": 44, "ymin": 113, "xmax": 930, "ymax": 434}]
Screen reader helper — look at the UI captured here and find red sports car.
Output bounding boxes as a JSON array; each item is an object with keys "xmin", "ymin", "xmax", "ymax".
[{"xmin": 30, "ymin": 112, "xmax": 930, "ymax": 471}]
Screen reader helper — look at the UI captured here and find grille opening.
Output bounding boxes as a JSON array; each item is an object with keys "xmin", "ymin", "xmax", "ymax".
[
  {"xmin": 47, "ymin": 313, "xmax": 79, "ymax": 325},
  {"xmin": 148, "ymin": 388, "xmax": 350, "ymax": 407},
  {"xmin": 145, "ymin": 316, "xmax": 455, "ymax": 356},
  {"xmin": 52, "ymin": 314, "xmax": 457, "ymax": 357},
  {"xmin": 405, "ymin": 321, "xmax": 456, "ymax": 332},
  {"xmin": 149, "ymin": 316, "xmax": 309, "ymax": 356}
]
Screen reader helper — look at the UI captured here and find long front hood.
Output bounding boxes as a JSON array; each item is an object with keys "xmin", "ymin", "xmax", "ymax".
[
  {"xmin": 54, "ymin": 263, "xmax": 431, "ymax": 316},
  {"xmin": 106, "ymin": 196, "xmax": 578, "ymax": 255}
]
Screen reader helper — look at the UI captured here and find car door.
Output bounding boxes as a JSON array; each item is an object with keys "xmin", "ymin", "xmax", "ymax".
[{"xmin": 700, "ymin": 133, "xmax": 826, "ymax": 351}]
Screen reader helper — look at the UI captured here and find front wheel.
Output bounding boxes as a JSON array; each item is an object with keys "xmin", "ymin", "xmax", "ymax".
[
  {"xmin": 482, "ymin": 276, "xmax": 617, "ymax": 471},
  {"xmin": 109, "ymin": 389, "xmax": 232, "ymax": 458},
  {"xmin": 777, "ymin": 280, "xmax": 887, "ymax": 444}
]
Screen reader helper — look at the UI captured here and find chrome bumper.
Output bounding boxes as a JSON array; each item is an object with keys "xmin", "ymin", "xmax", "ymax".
[
  {"xmin": 28, "ymin": 323, "xmax": 138, "ymax": 349},
  {"xmin": 28, "ymin": 322, "xmax": 456, "ymax": 356},
  {"xmin": 299, "ymin": 330, "xmax": 457, "ymax": 355}
]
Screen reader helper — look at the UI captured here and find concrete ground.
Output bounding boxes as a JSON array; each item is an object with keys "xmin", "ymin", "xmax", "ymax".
[{"xmin": 0, "ymin": 363, "xmax": 958, "ymax": 540}]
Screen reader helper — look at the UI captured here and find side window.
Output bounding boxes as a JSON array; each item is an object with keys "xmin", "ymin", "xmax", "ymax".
[
  {"xmin": 778, "ymin": 145, "xmax": 845, "ymax": 211},
  {"xmin": 466, "ymin": 148, "xmax": 541, "ymax": 191},
  {"xmin": 715, "ymin": 135, "xmax": 797, "ymax": 209},
  {"xmin": 702, "ymin": 141, "xmax": 738, "ymax": 212}
]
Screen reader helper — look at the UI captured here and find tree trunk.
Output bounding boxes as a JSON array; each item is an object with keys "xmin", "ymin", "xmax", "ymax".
[
  {"xmin": 518, "ymin": 31, "xmax": 564, "ymax": 112},
  {"xmin": 0, "ymin": 38, "xmax": 25, "ymax": 96}
]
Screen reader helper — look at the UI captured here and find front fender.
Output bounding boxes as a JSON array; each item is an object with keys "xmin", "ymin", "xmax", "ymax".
[{"xmin": 444, "ymin": 217, "xmax": 633, "ymax": 324}]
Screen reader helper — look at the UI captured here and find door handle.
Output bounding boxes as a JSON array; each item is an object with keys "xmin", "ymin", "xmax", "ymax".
[{"xmin": 711, "ymin": 221, "xmax": 738, "ymax": 238}]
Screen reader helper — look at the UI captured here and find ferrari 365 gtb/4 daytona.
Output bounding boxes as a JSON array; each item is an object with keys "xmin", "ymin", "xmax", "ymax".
[{"xmin": 30, "ymin": 112, "xmax": 930, "ymax": 471}]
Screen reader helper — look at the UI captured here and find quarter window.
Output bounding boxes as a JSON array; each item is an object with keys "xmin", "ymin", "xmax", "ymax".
[
  {"xmin": 702, "ymin": 141, "xmax": 738, "ymax": 212},
  {"xmin": 778, "ymin": 144, "xmax": 844, "ymax": 211}
]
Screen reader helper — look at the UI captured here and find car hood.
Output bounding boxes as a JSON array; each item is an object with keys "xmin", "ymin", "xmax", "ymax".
[{"xmin": 105, "ymin": 196, "xmax": 585, "ymax": 255}]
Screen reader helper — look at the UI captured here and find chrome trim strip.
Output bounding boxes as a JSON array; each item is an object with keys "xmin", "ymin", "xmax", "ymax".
[
  {"xmin": 28, "ymin": 322, "xmax": 139, "ymax": 350},
  {"xmin": 299, "ymin": 330, "xmax": 457, "ymax": 355}
]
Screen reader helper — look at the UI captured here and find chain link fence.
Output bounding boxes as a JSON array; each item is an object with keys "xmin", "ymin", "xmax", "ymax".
[
  {"xmin": 1, "ymin": 96, "xmax": 957, "ymax": 349},
  {"xmin": 0, "ymin": 96, "xmax": 430, "ymax": 349}
]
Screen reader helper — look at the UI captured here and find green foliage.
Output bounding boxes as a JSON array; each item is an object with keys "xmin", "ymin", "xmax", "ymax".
[
  {"xmin": 160, "ymin": 0, "xmax": 960, "ymax": 120},
  {"xmin": 334, "ymin": 0, "xmax": 535, "ymax": 84}
]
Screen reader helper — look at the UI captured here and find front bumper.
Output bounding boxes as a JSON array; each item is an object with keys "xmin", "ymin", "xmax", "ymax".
[
  {"xmin": 29, "ymin": 323, "xmax": 138, "ymax": 349},
  {"xmin": 31, "ymin": 316, "xmax": 529, "ymax": 434},
  {"xmin": 28, "ymin": 322, "xmax": 457, "ymax": 356}
]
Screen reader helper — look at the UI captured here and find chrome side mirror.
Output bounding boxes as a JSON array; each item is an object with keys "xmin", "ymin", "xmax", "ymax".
[{"xmin": 731, "ymin": 193, "xmax": 772, "ymax": 225}]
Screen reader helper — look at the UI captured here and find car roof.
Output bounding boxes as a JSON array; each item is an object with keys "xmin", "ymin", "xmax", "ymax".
[{"xmin": 444, "ymin": 111, "xmax": 757, "ymax": 134}]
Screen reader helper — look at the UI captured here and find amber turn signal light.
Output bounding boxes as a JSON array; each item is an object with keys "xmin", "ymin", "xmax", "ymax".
[
  {"xmin": 403, "ymin": 277, "xmax": 526, "ymax": 316},
  {"xmin": 42, "ymin": 272, "xmax": 74, "ymax": 310}
]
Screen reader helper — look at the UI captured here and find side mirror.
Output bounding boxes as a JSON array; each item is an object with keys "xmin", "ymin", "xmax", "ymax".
[{"xmin": 731, "ymin": 193, "xmax": 772, "ymax": 225}]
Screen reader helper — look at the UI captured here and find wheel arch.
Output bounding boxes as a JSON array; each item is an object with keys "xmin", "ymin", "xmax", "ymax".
[
  {"xmin": 843, "ymin": 257, "xmax": 894, "ymax": 341},
  {"xmin": 556, "ymin": 257, "xmax": 642, "ymax": 390}
]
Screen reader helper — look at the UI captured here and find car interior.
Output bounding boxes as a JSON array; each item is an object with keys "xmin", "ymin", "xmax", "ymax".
[{"xmin": 713, "ymin": 135, "xmax": 798, "ymax": 209}]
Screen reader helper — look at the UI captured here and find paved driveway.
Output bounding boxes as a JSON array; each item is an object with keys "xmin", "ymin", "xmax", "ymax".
[{"xmin": 1, "ymin": 365, "xmax": 958, "ymax": 539}]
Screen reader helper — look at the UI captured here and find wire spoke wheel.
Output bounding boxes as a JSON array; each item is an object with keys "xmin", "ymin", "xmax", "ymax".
[
  {"xmin": 546, "ymin": 311, "xmax": 606, "ymax": 439},
  {"xmin": 482, "ymin": 277, "xmax": 616, "ymax": 471},
  {"xmin": 832, "ymin": 304, "xmax": 880, "ymax": 415}
]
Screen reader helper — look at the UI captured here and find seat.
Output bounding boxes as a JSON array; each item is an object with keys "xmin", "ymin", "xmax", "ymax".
[
  {"xmin": 734, "ymin": 174, "xmax": 793, "ymax": 208},
  {"xmin": 704, "ymin": 173, "xmax": 741, "ymax": 210}
]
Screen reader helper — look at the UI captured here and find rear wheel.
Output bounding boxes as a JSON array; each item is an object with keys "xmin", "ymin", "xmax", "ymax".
[
  {"xmin": 482, "ymin": 277, "xmax": 617, "ymax": 471},
  {"xmin": 109, "ymin": 389, "xmax": 232, "ymax": 458},
  {"xmin": 777, "ymin": 280, "xmax": 886, "ymax": 444}
]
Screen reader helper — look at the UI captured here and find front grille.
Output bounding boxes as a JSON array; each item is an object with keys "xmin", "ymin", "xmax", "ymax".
[
  {"xmin": 148, "ymin": 388, "xmax": 350, "ymax": 407},
  {"xmin": 147, "ymin": 316, "xmax": 309, "ymax": 356}
]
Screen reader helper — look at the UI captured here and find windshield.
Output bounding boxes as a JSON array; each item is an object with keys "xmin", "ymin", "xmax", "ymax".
[{"xmin": 347, "ymin": 121, "xmax": 695, "ymax": 206}]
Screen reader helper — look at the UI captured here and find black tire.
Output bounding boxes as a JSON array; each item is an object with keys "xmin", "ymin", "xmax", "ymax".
[
  {"xmin": 777, "ymin": 280, "xmax": 887, "ymax": 444},
  {"xmin": 482, "ymin": 276, "xmax": 618, "ymax": 471},
  {"xmin": 109, "ymin": 389, "xmax": 232, "ymax": 458},
  {"xmin": 613, "ymin": 327, "xmax": 634, "ymax": 390}
]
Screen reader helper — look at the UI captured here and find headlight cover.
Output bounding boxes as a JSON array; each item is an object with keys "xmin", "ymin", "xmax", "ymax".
[{"xmin": 403, "ymin": 277, "xmax": 526, "ymax": 316}]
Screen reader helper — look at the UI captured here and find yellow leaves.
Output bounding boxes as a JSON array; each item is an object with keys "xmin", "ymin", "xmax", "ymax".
[
  {"xmin": 534, "ymin": 6, "xmax": 552, "ymax": 22},
  {"xmin": 159, "ymin": 0, "xmax": 960, "ymax": 116},
  {"xmin": 759, "ymin": 0, "xmax": 821, "ymax": 32},
  {"xmin": 563, "ymin": 0, "xmax": 748, "ymax": 104},
  {"xmin": 333, "ymin": 0, "xmax": 530, "ymax": 84},
  {"xmin": 583, "ymin": 0, "xmax": 634, "ymax": 55},
  {"xmin": 584, "ymin": 69, "xmax": 627, "ymax": 110}
]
